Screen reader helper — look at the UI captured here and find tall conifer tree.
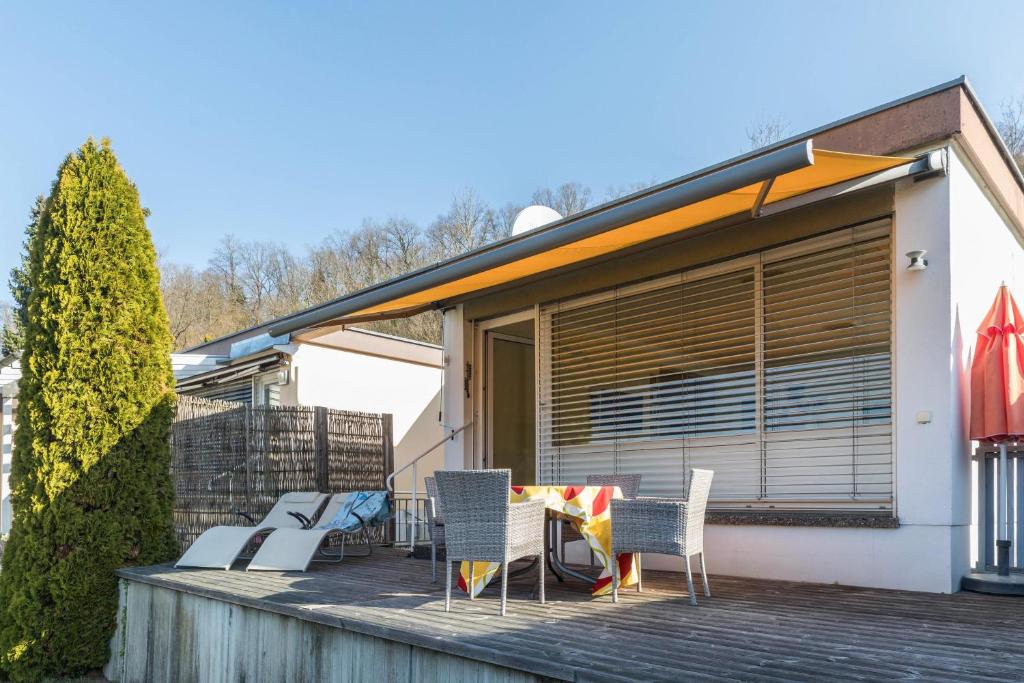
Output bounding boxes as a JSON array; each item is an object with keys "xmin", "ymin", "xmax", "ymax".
[{"xmin": 0, "ymin": 139, "xmax": 178, "ymax": 680}]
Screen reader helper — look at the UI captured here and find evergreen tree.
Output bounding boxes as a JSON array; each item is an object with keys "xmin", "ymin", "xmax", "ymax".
[
  {"xmin": 0, "ymin": 139, "xmax": 178, "ymax": 681},
  {"xmin": 1, "ymin": 196, "xmax": 44, "ymax": 357}
]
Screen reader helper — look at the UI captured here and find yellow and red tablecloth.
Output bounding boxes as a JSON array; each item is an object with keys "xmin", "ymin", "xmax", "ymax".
[{"xmin": 457, "ymin": 485, "xmax": 638, "ymax": 597}]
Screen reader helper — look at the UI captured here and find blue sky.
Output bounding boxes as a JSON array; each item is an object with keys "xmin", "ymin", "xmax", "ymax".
[{"xmin": 2, "ymin": 2, "xmax": 1023, "ymax": 301}]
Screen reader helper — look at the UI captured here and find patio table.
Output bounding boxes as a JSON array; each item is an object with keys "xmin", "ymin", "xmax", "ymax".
[{"xmin": 457, "ymin": 485, "xmax": 638, "ymax": 598}]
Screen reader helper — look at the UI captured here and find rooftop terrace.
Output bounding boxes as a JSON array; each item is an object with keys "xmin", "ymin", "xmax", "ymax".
[{"xmin": 113, "ymin": 548, "xmax": 1023, "ymax": 682}]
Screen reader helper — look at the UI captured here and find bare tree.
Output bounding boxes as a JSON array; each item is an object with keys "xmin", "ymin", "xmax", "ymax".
[
  {"xmin": 158, "ymin": 180, "xmax": 609, "ymax": 349},
  {"xmin": 746, "ymin": 115, "xmax": 790, "ymax": 151},
  {"xmin": 495, "ymin": 202, "xmax": 525, "ymax": 236},
  {"xmin": 160, "ymin": 262, "xmax": 246, "ymax": 349},
  {"xmin": 426, "ymin": 188, "xmax": 501, "ymax": 260},
  {"xmin": 604, "ymin": 180, "xmax": 656, "ymax": 202},
  {"xmin": 380, "ymin": 217, "xmax": 426, "ymax": 274},
  {"xmin": 531, "ymin": 182, "xmax": 591, "ymax": 217},
  {"xmin": 209, "ymin": 235, "xmax": 246, "ymax": 309},
  {"xmin": 998, "ymin": 97, "xmax": 1024, "ymax": 170}
]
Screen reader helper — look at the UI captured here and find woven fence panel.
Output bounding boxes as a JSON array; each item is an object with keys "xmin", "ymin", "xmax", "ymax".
[
  {"xmin": 171, "ymin": 395, "xmax": 392, "ymax": 550},
  {"xmin": 247, "ymin": 406, "xmax": 318, "ymax": 517},
  {"xmin": 171, "ymin": 396, "xmax": 249, "ymax": 548},
  {"xmin": 326, "ymin": 410, "xmax": 390, "ymax": 492}
]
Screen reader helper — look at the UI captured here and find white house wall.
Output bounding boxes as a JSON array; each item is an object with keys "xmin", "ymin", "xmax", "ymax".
[
  {"xmin": 947, "ymin": 146, "xmax": 1024, "ymax": 574},
  {"xmin": 623, "ymin": 163, "xmax": 964, "ymax": 592},
  {"xmin": 442, "ymin": 306, "xmax": 474, "ymax": 472},
  {"xmin": 437, "ymin": 152, "xmax": 1022, "ymax": 593},
  {"xmin": 289, "ymin": 343, "xmax": 443, "ymax": 492}
]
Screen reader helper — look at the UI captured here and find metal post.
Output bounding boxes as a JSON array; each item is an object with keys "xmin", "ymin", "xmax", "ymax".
[
  {"xmin": 997, "ymin": 442, "xmax": 1011, "ymax": 576},
  {"xmin": 984, "ymin": 455, "xmax": 995, "ymax": 569},
  {"xmin": 1011, "ymin": 454, "xmax": 1019, "ymax": 573},
  {"xmin": 410, "ymin": 462, "xmax": 418, "ymax": 552},
  {"xmin": 974, "ymin": 454, "xmax": 986, "ymax": 570}
]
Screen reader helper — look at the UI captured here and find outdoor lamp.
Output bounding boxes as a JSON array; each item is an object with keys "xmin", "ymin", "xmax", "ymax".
[{"xmin": 906, "ymin": 250, "xmax": 928, "ymax": 271}]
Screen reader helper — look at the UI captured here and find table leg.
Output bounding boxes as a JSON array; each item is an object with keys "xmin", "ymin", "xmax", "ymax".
[
  {"xmin": 545, "ymin": 516, "xmax": 565, "ymax": 583},
  {"xmin": 507, "ymin": 556, "xmax": 539, "ymax": 578},
  {"xmin": 547, "ymin": 516, "xmax": 595, "ymax": 585}
]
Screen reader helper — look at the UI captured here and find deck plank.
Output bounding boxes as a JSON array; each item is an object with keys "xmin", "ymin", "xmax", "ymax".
[{"xmin": 118, "ymin": 549, "xmax": 1024, "ymax": 682}]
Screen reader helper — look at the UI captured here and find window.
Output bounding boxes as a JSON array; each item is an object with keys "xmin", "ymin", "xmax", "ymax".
[
  {"xmin": 538, "ymin": 221, "xmax": 892, "ymax": 509},
  {"xmin": 253, "ymin": 372, "xmax": 282, "ymax": 407}
]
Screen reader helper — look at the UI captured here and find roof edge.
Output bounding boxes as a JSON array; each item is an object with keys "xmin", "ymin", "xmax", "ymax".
[{"xmin": 957, "ymin": 76, "xmax": 1024, "ymax": 193}]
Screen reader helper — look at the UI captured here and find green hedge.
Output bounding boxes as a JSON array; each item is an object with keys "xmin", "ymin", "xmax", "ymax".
[{"xmin": 0, "ymin": 139, "xmax": 179, "ymax": 681}]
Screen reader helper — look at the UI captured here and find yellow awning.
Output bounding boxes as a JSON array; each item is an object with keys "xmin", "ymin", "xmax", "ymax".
[{"xmin": 345, "ymin": 149, "xmax": 908, "ymax": 318}]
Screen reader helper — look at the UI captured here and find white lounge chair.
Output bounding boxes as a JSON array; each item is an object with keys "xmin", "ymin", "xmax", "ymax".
[
  {"xmin": 246, "ymin": 491, "xmax": 391, "ymax": 572},
  {"xmin": 175, "ymin": 492, "xmax": 329, "ymax": 570}
]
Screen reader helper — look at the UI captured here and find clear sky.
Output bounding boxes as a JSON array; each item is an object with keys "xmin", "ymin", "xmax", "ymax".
[{"xmin": 2, "ymin": 1, "xmax": 1023, "ymax": 301}]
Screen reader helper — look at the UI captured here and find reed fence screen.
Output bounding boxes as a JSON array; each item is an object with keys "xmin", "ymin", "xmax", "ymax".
[{"xmin": 171, "ymin": 395, "xmax": 394, "ymax": 549}]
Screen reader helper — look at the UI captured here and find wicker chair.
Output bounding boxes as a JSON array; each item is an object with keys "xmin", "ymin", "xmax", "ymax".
[
  {"xmin": 561, "ymin": 473, "xmax": 642, "ymax": 564},
  {"xmin": 434, "ymin": 469, "xmax": 547, "ymax": 616},
  {"xmin": 610, "ymin": 469, "xmax": 714, "ymax": 606},
  {"xmin": 424, "ymin": 476, "xmax": 446, "ymax": 583}
]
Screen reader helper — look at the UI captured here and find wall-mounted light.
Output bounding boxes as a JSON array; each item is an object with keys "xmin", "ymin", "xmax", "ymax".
[{"xmin": 906, "ymin": 250, "xmax": 928, "ymax": 272}]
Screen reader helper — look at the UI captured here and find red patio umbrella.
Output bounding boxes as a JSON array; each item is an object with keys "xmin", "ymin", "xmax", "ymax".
[{"xmin": 969, "ymin": 284, "xmax": 1024, "ymax": 576}]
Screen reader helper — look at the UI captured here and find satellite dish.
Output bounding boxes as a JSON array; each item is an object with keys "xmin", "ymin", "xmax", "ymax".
[{"xmin": 512, "ymin": 205, "xmax": 563, "ymax": 235}]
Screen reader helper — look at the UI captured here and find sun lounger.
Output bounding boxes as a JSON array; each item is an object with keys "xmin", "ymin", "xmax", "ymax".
[
  {"xmin": 246, "ymin": 491, "xmax": 392, "ymax": 572},
  {"xmin": 175, "ymin": 492, "xmax": 329, "ymax": 570}
]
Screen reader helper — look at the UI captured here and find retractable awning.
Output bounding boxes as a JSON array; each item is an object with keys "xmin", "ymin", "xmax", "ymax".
[{"xmin": 271, "ymin": 141, "xmax": 918, "ymax": 335}]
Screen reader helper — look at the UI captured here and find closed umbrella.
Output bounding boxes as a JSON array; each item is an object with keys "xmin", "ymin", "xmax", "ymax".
[{"xmin": 969, "ymin": 284, "xmax": 1024, "ymax": 576}]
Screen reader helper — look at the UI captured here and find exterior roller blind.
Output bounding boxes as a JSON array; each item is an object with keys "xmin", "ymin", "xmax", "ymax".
[
  {"xmin": 538, "ymin": 220, "xmax": 892, "ymax": 509},
  {"xmin": 189, "ymin": 379, "xmax": 253, "ymax": 405}
]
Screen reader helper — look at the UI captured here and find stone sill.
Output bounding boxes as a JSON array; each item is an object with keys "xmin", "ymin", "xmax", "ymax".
[{"xmin": 706, "ymin": 510, "xmax": 900, "ymax": 529}]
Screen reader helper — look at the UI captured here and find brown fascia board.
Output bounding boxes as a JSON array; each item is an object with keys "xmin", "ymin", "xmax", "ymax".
[
  {"xmin": 810, "ymin": 86, "xmax": 964, "ymax": 157},
  {"xmin": 803, "ymin": 83, "xmax": 1024, "ymax": 231},
  {"xmin": 956, "ymin": 91, "xmax": 1024, "ymax": 231}
]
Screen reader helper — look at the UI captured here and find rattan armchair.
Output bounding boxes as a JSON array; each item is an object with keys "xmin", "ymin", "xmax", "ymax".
[
  {"xmin": 424, "ymin": 476, "xmax": 445, "ymax": 583},
  {"xmin": 561, "ymin": 473, "xmax": 642, "ymax": 564},
  {"xmin": 434, "ymin": 469, "xmax": 546, "ymax": 616},
  {"xmin": 610, "ymin": 469, "xmax": 714, "ymax": 606}
]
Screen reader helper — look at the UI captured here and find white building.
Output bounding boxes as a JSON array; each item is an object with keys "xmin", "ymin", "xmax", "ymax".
[
  {"xmin": 257, "ymin": 77, "xmax": 1024, "ymax": 593},
  {"xmin": 0, "ymin": 354, "xmax": 20, "ymax": 534},
  {"xmin": 1, "ymin": 323, "xmax": 445, "ymax": 536},
  {"xmin": 176, "ymin": 325, "xmax": 444, "ymax": 494}
]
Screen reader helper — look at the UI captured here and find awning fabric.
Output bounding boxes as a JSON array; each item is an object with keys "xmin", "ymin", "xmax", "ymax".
[{"xmin": 341, "ymin": 149, "xmax": 910, "ymax": 320}]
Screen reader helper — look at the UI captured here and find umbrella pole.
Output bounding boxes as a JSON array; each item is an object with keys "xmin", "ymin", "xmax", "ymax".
[{"xmin": 997, "ymin": 442, "xmax": 1011, "ymax": 577}]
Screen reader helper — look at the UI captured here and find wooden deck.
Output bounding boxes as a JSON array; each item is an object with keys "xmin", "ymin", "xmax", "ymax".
[{"xmin": 114, "ymin": 547, "xmax": 1023, "ymax": 682}]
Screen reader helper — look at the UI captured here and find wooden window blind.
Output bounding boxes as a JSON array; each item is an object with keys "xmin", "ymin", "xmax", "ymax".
[{"xmin": 537, "ymin": 221, "xmax": 892, "ymax": 509}]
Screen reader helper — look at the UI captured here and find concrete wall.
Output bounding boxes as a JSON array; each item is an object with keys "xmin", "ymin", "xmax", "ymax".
[{"xmin": 290, "ymin": 343, "xmax": 444, "ymax": 492}]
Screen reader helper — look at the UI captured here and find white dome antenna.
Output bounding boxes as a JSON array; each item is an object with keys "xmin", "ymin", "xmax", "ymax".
[{"xmin": 511, "ymin": 205, "xmax": 563, "ymax": 235}]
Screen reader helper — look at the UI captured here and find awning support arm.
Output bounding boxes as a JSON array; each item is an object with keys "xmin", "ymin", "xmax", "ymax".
[
  {"xmin": 760, "ymin": 149, "xmax": 946, "ymax": 218},
  {"xmin": 751, "ymin": 176, "xmax": 776, "ymax": 218}
]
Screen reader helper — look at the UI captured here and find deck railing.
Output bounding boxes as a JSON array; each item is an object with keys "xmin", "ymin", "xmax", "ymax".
[
  {"xmin": 972, "ymin": 444, "xmax": 1024, "ymax": 573},
  {"xmin": 386, "ymin": 421, "xmax": 472, "ymax": 550},
  {"xmin": 390, "ymin": 494, "xmax": 430, "ymax": 546}
]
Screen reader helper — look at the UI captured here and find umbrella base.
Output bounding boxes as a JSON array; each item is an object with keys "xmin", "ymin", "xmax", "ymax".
[{"xmin": 961, "ymin": 570, "xmax": 1024, "ymax": 596}]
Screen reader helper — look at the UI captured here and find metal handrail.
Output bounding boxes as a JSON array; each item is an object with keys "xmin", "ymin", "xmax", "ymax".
[{"xmin": 386, "ymin": 421, "xmax": 472, "ymax": 550}]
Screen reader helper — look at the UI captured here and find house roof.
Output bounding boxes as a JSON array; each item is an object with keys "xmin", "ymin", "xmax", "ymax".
[
  {"xmin": 260, "ymin": 76, "xmax": 1022, "ymax": 337},
  {"xmin": 184, "ymin": 314, "xmax": 441, "ymax": 356},
  {"xmin": 269, "ymin": 145, "xmax": 913, "ymax": 334}
]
